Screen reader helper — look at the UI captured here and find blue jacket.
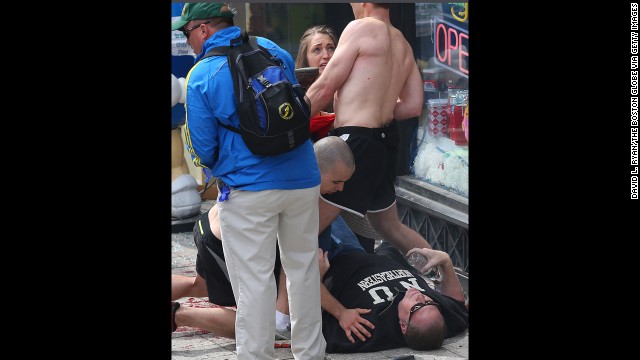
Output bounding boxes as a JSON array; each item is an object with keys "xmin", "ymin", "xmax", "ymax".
[{"xmin": 183, "ymin": 26, "xmax": 320, "ymax": 191}]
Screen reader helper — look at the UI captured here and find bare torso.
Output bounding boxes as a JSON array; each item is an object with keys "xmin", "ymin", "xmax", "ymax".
[{"xmin": 332, "ymin": 18, "xmax": 416, "ymax": 128}]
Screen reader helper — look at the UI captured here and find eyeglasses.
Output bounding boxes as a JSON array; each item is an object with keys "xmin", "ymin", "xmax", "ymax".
[
  {"xmin": 182, "ymin": 20, "xmax": 211, "ymax": 39},
  {"xmin": 406, "ymin": 301, "xmax": 439, "ymax": 327}
]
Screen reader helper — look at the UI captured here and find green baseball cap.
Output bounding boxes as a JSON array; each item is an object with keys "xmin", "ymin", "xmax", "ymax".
[{"xmin": 171, "ymin": 3, "xmax": 235, "ymax": 31}]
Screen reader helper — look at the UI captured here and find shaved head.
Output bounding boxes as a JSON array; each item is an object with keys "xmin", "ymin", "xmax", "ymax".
[
  {"xmin": 313, "ymin": 136, "xmax": 355, "ymax": 174},
  {"xmin": 313, "ymin": 136, "xmax": 355, "ymax": 195}
]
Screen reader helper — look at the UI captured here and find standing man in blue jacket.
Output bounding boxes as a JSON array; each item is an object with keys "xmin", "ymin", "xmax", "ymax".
[{"xmin": 172, "ymin": 3, "xmax": 326, "ymax": 360}]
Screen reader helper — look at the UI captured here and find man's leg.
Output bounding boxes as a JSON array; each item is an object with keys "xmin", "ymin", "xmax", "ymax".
[
  {"xmin": 174, "ymin": 305, "xmax": 236, "ymax": 338},
  {"xmin": 367, "ymin": 203, "xmax": 431, "ymax": 254},
  {"xmin": 327, "ymin": 215, "xmax": 366, "ymax": 260},
  {"xmin": 278, "ymin": 186, "xmax": 326, "ymax": 360},
  {"xmin": 275, "ymin": 267, "xmax": 291, "ymax": 339},
  {"xmin": 219, "ymin": 189, "xmax": 280, "ymax": 359},
  {"xmin": 275, "ymin": 268, "xmax": 289, "ymax": 315},
  {"xmin": 172, "ymin": 273, "xmax": 208, "ymax": 301}
]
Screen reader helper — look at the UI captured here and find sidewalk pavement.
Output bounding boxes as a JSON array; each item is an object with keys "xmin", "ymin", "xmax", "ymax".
[{"xmin": 171, "ymin": 200, "xmax": 469, "ymax": 360}]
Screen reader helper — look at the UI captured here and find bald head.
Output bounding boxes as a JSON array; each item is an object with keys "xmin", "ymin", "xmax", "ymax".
[
  {"xmin": 314, "ymin": 136, "xmax": 354, "ymax": 172},
  {"xmin": 313, "ymin": 136, "xmax": 355, "ymax": 195}
]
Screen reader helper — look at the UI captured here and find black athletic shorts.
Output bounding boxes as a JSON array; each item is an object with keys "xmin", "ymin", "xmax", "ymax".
[
  {"xmin": 321, "ymin": 120, "xmax": 400, "ymax": 217},
  {"xmin": 194, "ymin": 210, "xmax": 282, "ymax": 306}
]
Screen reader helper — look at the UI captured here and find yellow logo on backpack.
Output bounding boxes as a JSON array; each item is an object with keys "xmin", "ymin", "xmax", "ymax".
[{"xmin": 279, "ymin": 103, "xmax": 294, "ymax": 120}]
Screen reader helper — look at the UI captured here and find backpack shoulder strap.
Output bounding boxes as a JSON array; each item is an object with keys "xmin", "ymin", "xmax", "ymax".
[
  {"xmin": 217, "ymin": 120, "xmax": 241, "ymax": 134},
  {"xmin": 199, "ymin": 46, "xmax": 230, "ymax": 62},
  {"xmin": 198, "ymin": 32, "xmax": 248, "ymax": 62},
  {"xmin": 248, "ymin": 35, "xmax": 259, "ymax": 48},
  {"xmin": 247, "ymin": 35, "xmax": 270, "ymax": 56}
]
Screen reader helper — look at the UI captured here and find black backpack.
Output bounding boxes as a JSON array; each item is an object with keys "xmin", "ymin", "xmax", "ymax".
[{"xmin": 200, "ymin": 32, "xmax": 310, "ymax": 156}]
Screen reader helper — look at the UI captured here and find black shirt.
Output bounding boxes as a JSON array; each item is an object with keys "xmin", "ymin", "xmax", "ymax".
[{"xmin": 322, "ymin": 243, "xmax": 468, "ymax": 353}]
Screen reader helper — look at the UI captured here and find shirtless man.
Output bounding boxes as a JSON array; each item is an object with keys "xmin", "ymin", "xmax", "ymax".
[{"xmin": 305, "ymin": 3, "xmax": 428, "ymax": 254}]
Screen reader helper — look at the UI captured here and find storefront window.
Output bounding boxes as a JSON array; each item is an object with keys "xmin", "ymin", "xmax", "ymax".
[{"xmin": 412, "ymin": 2, "xmax": 469, "ymax": 198}]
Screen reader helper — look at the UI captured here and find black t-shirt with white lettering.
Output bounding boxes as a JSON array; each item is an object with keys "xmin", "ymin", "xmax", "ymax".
[{"xmin": 322, "ymin": 243, "xmax": 468, "ymax": 353}]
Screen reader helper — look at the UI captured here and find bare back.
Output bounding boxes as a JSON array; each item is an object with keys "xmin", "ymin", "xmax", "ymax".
[{"xmin": 331, "ymin": 18, "xmax": 416, "ymax": 128}]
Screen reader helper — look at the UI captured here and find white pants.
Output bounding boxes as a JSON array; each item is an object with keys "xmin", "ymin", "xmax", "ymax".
[{"xmin": 219, "ymin": 186, "xmax": 326, "ymax": 360}]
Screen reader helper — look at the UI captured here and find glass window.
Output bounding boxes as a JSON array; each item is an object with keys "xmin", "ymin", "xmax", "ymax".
[
  {"xmin": 412, "ymin": 2, "xmax": 469, "ymax": 198},
  {"xmin": 247, "ymin": 3, "xmax": 330, "ymax": 57}
]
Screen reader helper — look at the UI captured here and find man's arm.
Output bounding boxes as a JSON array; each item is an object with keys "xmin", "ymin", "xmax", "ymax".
[
  {"xmin": 318, "ymin": 198, "xmax": 341, "ymax": 234},
  {"xmin": 393, "ymin": 58, "xmax": 423, "ymax": 120},
  {"xmin": 317, "ymin": 250, "xmax": 374, "ymax": 343},
  {"xmin": 406, "ymin": 248, "xmax": 465, "ymax": 302},
  {"xmin": 184, "ymin": 67, "xmax": 220, "ymax": 170},
  {"xmin": 305, "ymin": 21, "xmax": 361, "ymax": 115}
]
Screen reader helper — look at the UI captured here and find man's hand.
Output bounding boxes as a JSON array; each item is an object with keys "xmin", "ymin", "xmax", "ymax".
[
  {"xmin": 317, "ymin": 249, "xmax": 330, "ymax": 279},
  {"xmin": 316, "ymin": 248, "xmax": 375, "ymax": 343},
  {"xmin": 406, "ymin": 247, "xmax": 450, "ymax": 273},
  {"xmin": 337, "ymin": 308, "xmax": 374, "ymax": 343},
  {"xmin": 406, "ymin": 247, "xmax": 466, "ymax": 303}
]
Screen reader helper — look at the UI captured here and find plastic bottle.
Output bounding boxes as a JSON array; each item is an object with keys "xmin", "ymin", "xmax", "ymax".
[{"xmin": 407, "ymin": 252, "xmax": 443, "ymax": 282}]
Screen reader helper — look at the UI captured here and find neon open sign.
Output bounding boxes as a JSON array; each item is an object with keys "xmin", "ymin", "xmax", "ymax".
[{"xmin": 434, "ymin": 18, "xmax": 468, "ymax": 78}]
